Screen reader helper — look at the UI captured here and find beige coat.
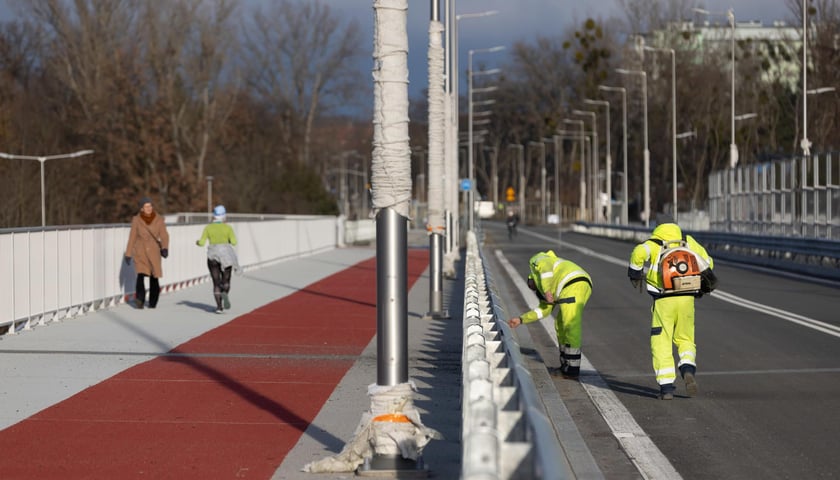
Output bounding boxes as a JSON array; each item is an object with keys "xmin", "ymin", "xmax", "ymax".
[{"xmin": 125, "ymin": 213, "xmax": 170, "ymax": 278}]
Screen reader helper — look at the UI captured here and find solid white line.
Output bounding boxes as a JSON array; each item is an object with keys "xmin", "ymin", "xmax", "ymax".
[{"xmin": 495, "ymin": 248, "xmax": 681, "ymax": 480}]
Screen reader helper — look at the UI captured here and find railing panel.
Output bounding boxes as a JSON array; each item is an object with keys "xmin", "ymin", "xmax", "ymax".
[{"xmin": 0, "ymin": 216, "xmax": 339, "ymax": 332}]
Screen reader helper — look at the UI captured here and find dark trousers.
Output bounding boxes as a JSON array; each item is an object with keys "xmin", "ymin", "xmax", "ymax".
[
  {"xmin": 207, "ymin": 259, "xmax": 232, "ymax": 309},
  {"xmin": 136, "ymin": 274, "xmax": 160, "ymax": 307}
]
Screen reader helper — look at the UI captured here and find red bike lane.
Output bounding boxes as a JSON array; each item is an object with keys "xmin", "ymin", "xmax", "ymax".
[{"xmin": 0, "ymin": 249, "xmax": 429, "ymax": 479}]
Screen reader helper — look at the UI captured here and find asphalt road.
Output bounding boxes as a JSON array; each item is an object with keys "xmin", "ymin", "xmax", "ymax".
[{"xmin": 480, "ymin": 220, "xmax": 840, "ymax": 480}]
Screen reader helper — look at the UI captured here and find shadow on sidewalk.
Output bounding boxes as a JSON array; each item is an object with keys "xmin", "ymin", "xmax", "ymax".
[{"xmin": 409, "ymin": 252, "xmax": 464, "ymax": 477}]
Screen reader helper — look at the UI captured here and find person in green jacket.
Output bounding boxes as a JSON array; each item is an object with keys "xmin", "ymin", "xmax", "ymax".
[
  {"xmin": 196, "ymin": 205, "xmax": 239, "ymax": 313},
  {"xmin": 507, "ymin": 250, "xmax": 593, "ymax": 379}
]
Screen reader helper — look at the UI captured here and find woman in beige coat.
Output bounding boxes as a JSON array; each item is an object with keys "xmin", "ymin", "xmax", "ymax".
[{"xmin": 124, "ymin": 197, "xmax": 170, "ymax": 308}]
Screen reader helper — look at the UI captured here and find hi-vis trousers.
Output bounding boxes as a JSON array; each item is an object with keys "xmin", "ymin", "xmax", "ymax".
[
  {"xmin": 651, "ymin": 295, "xmax": 696, "ymax": 385},
  {"xmin": 555, "ymin": 280, "xmax": 592, "ymax": 374}
]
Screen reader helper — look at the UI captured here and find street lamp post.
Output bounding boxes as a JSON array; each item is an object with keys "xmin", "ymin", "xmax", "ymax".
[
  {"xmin": 551, "ymin": 135, "xmax": 561, "ymax": 220},
  {"xmin": 644, "ymin": 46, "xmax": 678, "ymax": 221},
  {"xmin": 451, "ymin": 9, "xmax": 499, "ymax": 240},
  {"xmin": 528, "ymin": 140, "xmax": 547, "ymax": 223},
  {"xmin": 206, "ymin": 176, "xmax": 214, "ymax": 220},
  {"xmin": 801, "ymin": 0, "xmax": 809, "ymax": 157},
  {"xmin": 506, "ymin": 144, "xmax": 525, "ymax": 222},
  {"xmin": 467, "ymin": 46, "xmax": 503, "ymax": 231},
  {"xmin": 563, "ymin": 119, "xmax": 586, "ymax": 220},
  {"xmin": 584, "ymin": 98, "xmax": 612, "ymax": 222},
  {"xmin": 616, "ymin": 68, "xmax": 649, "ymax": 227},
  {"xmin": 599, "ymin": 85, "xmax": 629, "ymax": 225},
  {"xmin": 572, "ymin": 109, "xmax": 598, "ymax": 222},
  {"xmin": 0, "ymin": 149, "xmax": 95, "ymax": 227},
  {"xmin": 695, "ymin": 7, "xmax": 736, "ymax": 168}
]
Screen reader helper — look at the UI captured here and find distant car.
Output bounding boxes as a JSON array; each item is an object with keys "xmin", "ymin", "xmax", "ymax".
[{"xmin": 475, "ymin": 201, "xmax": 495, "ymax": 219}]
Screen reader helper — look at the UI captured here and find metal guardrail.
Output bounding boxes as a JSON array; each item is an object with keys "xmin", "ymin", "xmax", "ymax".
[
  {"xmin": 573, "ymin": 222, "xmax": 840, "ymax": 282},
  {"xmin": 461, "ymin": 231, "xmax": 570, "ymax": 479}
]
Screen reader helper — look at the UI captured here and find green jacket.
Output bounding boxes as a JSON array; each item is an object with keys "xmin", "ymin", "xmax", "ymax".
[
  {"xmin": 196, "ymin": 222, "xmax": 237, "ymax": 246},
  {"xmin": 521, "ymin": 250, "xmax": 591, "ymax": 324}
]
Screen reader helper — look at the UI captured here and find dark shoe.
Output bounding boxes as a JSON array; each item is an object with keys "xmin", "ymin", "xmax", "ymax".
[
  {"xmin": 560, "ymin": 363, "xmax": 580, "ymax": 380},
  {"xmin": 215, "ymin": 307, "xmax": 223, "ymax": 314},
  {"xmin": 134, "ymin": 298, "xmax": 144, "ymax": 309},
  {"xmin": 684, "ymin": 372, "xmax": 698, "ymax": 397},
  {"xmin": 659, "ymin": 383, "xmax": 676, "ymax": 400},
  {"xmin": 680, "ymin": 365, "xmax": 699, "ymax": 397},
  {"xmin": 222, "ymin": 293, "xmax": 230, "ymax": 310}
]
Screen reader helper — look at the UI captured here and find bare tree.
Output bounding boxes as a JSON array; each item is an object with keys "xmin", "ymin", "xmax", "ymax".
[{"xmin": 242, "ymin": 0, "xmax": 366, "ymax": 169}]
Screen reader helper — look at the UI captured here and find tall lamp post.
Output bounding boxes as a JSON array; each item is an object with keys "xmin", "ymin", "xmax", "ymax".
[
  {"xmin": 599, "ymin": 85, "xmax": 628, "ymax": 225},
  {"xmin": 467, "ymin": 45, "xmax": 504, "ymax": 231},
  {"xmin": 643, "ymin": 45, "xmax": 678, "ymax": 221},
  {"xmin": 0, "ymin": 149, "xmax": 95, "ymax": 227},
  {"xmin": 506, "ymin": 143, "xmax": 525, "ymax": 222},
  {"xmin": 563, "ymin": 119, "xmax": 587, "ymax": 220},
  {"xmin": 528, "ymin": 140, "xmax": 547, "ymax": 223},
  {"xmin": 450, "ymin": 9, "xmax": 499, "ymax": 241},
  {"xmin": 584, "ymin": 98, "xmax": 611, "ymax": 222},
  {"xmin": 206, "ymin": 176, "xmax": 214, "ymax": 219},
  {"xmin": 695, "ymin": 7, "xmax": 736, "ymax": 168},
  {"xmin": 572, "ymin": 109, "xmax": 598, "ymax": 222},
  {"xmin": 801, "ymin": 0, "xmax": 810, "ymax": 157},
  {"xmin": 554, "ymin": 130, "xmax": 590, "ymax": 223},
  {"xmin": 616, "ymin": 68, "xmax": 649, "ymax": 227}
]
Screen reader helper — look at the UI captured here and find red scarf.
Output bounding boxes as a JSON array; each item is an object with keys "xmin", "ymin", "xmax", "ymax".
[{"xmin": 140, "ymin": 211, "xmax": 156, "ymax": 225}]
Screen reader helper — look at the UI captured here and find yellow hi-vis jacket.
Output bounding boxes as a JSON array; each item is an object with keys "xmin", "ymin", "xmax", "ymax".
[
  {"xmin": 521, "ymin": 250, "xmax": 592, "ymax": 324},
  {"xmin": 628, "ymin": 223, "xmax": 714, "ymax": 297}
]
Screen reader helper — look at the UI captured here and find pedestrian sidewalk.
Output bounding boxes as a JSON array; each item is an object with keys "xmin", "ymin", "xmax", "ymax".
[{"xmin": 0, "ymin": 230, "xmax": 463, "ymax": 479}]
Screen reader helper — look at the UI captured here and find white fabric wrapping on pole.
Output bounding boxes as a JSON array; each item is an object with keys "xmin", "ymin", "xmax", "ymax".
[
  {"xmin": 302, "ymin": 382, "xmax": 441, "ymax": 473},
  {"xmin": 371, "ymin": 0, "xmax": 411, "ymax": 218},
  {"xmin": 427, "ymin": 20, "xmax": 445, "ymax": 232}
]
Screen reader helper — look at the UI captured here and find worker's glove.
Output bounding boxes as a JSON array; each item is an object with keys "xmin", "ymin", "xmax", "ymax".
[
  {"xmin": 160, "ymin": 248, "xmax": 169, "ymax": 259},
  {"xmin": 629, "ymin": 278, "xmax": 641, "ymax": 289},
  {"xmin": 124, "ymin": 255, "xmax": 131, "ymax": 265}
]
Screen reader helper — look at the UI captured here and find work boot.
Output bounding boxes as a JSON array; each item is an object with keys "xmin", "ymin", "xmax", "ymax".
[
  {"xmin": 680, "ymin": 365, "xmax": 699, "ymax": 397},
  {"xmin": 560, "ymin": 363, "xmax": 580, "ymax": 380},
  {"xmin": 659, "ymin": 383, "xmax": 676, "ymax": 400}
]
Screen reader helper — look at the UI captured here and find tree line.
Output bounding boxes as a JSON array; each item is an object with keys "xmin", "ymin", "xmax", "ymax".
[
  {"xmin": 2, "ymin": 0, "xmax": 837, "ymax": 228},
  {"xmin": 0, "ymin": 0, "xmax": 370, "ymax": 227}
]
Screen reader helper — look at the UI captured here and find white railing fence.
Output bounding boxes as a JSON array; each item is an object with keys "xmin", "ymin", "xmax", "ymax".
[{"xmin": 0, "ymin": 216, "xmax": 339, "ymax": 333}]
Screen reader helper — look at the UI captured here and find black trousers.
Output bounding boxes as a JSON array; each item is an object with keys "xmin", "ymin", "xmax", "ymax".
[
  {"xmin": 135, "ymin": 274, "xmax": 160, "ymax": 308},
  {"xmin": 207, "ymin": 259, "xmax": 232, "ymax": 309}
]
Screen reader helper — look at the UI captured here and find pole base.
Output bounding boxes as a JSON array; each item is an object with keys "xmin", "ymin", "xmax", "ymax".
[
  {"xmin": 426, "ymin": 310, "xmax": 450, "ymax": 320},
  {"xmin": 356, "ymin": 454, "xmax": 429, "ymax": 478}
]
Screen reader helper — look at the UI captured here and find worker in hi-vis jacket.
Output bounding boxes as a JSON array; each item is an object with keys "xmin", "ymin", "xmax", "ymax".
[
  {"xmin": 508, "ymin": 250, "xmax": 593, "ymax": 379},
  {"xmin": 628, "ymin": 222, "xmax": 717, "ymax": 400}
]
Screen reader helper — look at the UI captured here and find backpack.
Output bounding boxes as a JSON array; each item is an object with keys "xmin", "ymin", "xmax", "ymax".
[{"xmin": 653, "ymin": 238, "xmax": 711, "ymax": 294}]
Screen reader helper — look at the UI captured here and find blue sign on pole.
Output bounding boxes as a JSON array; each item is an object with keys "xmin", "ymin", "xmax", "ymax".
[{"xmin": 459, "ymin": 178, "xmax": 472, "ymax": 192}]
